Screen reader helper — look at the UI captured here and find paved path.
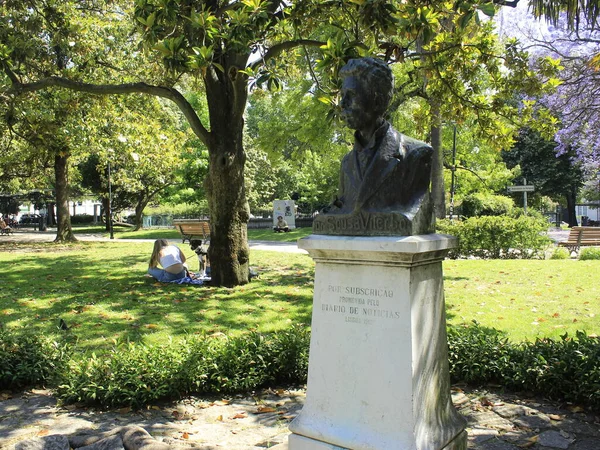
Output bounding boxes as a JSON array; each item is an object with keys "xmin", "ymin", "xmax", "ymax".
[
  {"xmin": 0, "ymin": 230, "xmax": 307, "ymax": 253},
  {"xmin": 1, "ymin": 385, "xmax": 598, "ymax": 449}
]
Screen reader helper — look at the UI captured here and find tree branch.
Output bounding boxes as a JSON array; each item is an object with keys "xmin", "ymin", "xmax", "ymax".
[
  {"xmin": 493, "ymin": 0, "xmax": 520, "ymax": 6},
  {"xmin": 6, "ymin": 72, "xmax": 210, "ymax": 146},
  {"xmin": 250, "ymin": 39, "xmax": 324, "ymax": 70}
]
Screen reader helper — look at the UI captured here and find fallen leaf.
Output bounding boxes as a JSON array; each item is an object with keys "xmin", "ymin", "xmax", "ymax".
[
  {"xmin": 37, "ymin": 429, "xmax": 49, "ymax": 436},
  {"xmin": 568, "ymin": 405, "xmax": 585, "ymax": 413},
  {"xmin": 480, "ymin": 397, "xmax": 494, "ymax": 407},
  {"xmin": 216, "ymin": 415, "xmax": 223, "ymax": 422},
  {"xmin": 231, "ymin": 412, "xmax": 248, "ymax": 419},
  {"xmin": 182, "ymin": 432, "xmax": 189, "ymax": 439},
  {"xmin": 212, "ymin": 400, "xmax": 231, "ymax": 406},
  {"xmin": 552, "ymin": 313, "xmax": 560, "ymax": 318},
  {"xmin": 520, "ymin": 435, "xmax": 539, "ymax": 448},
  {"xmin": 255, "ymin": 406, "xmax": 277, "ymax": 414},
  {"xmin": 549, "ymin": 414, "xmax": 562, "ymax": 421}
]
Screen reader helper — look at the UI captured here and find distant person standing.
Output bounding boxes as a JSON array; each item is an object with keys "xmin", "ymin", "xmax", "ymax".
[{"xmin": 273, "ymin": 216, "xmax": 290, "ymax": 233}]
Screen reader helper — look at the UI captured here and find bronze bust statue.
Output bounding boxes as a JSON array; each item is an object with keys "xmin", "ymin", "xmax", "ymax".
[{"xmin": 313, "ymin": 58, "xmax": 434, "ymax": 236}]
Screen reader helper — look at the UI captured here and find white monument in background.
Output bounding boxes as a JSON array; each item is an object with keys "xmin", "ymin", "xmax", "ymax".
[{"xmin": 273, "ymin": 200, "xmax": 296, "ymax": 229}]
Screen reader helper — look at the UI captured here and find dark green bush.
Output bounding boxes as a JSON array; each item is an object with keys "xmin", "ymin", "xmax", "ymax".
[
  {"xmin": 505, "ymin": 332, "xmax": 600, "ymax": 406},
  {"xmin": 437, "ymin": 215, "xmax": 551, "ymax": 259},
  {"xmin": 55, "ymin": 326, "xmax": 310, "ymax": 407},
  {"xmin": 71, "ymin": 214, "xmax": 95, "ymax": 224},
  {"xmin": 460, "ymin": 193, "xmax": 514, "ymax": 218},
  {"xmin": 0, "ymin": 331, "xmax": 70, "ymax": 389},
  {"xmin": 448, "ymin": 323, "xmax": 600, "ymax": 409},
  {"xmin": 447, "ymin": 324, "xmax": 512, "ymax": 384},
  {"xmin": 4, "ymin": 325, "xmax": 599, "ymax": 410}
]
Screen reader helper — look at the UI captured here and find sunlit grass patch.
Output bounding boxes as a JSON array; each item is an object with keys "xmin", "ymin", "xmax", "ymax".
[{"xmin": 1, "ymin": 242, "xmax": 599, "ymax": 349}]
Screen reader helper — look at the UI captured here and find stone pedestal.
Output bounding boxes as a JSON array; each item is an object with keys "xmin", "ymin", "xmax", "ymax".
[{"xmin": 289, "ymin": 234, "xmax": 467, "ymax": 450}]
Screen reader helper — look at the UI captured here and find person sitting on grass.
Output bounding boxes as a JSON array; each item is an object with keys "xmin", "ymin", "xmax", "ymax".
[
  {"xmin": 273, "ymin": 215, "xmax": 290, "ymax": 233},
  {"xmin": 148, "ymin": 239, "xmax": 191, "ymax": 282},
  {"xmin": 0, "ymin": 216, "xmax": 12, "ymax": 235}
]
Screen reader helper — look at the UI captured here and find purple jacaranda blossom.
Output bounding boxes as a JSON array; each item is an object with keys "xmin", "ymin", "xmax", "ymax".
[{"xmin": 497, "ymin": 3, "xmax": 600, "ymax": 174}]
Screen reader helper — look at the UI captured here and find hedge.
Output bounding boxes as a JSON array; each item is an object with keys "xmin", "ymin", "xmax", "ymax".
[{"xmin": 1, "ymin": 325, "xmax": 599, "ymax": 410}]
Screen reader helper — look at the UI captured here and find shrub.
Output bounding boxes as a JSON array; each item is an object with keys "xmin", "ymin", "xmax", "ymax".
[
  {"xmin": 460, "ymin": 193, "xmax": 514, "ymax": 218},
  {"xmin": 55, "ymin": 327, "xmax": 310, "ymax": 408},
  {"xmin": 437, "ymin": 215, "xmax": 551, "ymax": 259},
  {"xmin": 71, "ymin": 214, "xmax": 95, "ymax": 224},
  {"xmin": 0, "ymin": 331, "xmax": 70, "ymax": 388},
  {"xmin": 448, "ymin": 323, "xmax": 600, "ymax": 410},
  {"xmin": 143, "ymin": 202, "xmax": 209, "ymax": 219},
  {"xmin": 550, "ymin": 247, "xmax": 571, "ymax": 260},
  {"xmin": 5, "ymin": 325, "xmax": 600, "ymax": 410},
  {"xmin": 447, "ymin": 324, "xmax": 512, "ymax": 384},
  {"xmin": 579, "ymin": 247, "xmax": 600, "ymax": 260},
  {"xmin": 505, "ymin": 332, "xmax": 600, "ymax": 407}
]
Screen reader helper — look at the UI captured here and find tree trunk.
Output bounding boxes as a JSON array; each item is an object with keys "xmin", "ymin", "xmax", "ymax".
[
  {"xmin": 47, "ymin": 202, "xmax": 56, "ymax": 226},
  {"xmin": 204, "ymin": 65, "xmax": 250, "ymax": 287},
  {"xmin": 101, "ymin": 197, "xmax": 110, "ymax": 231},
  {"xmin": 429, "ymin": 102, "xmax": 446, "ymax": 220},
  {"xmin": 134, "ymin": 195, "xmax": 148, "ymax": 231},
  {"xmin": 566, "ymin": 187, "xmax": 578, "ymax": 227},
  {"xmin": 54, "ymin": 153, "xmax": 77, "ymax": 242}
]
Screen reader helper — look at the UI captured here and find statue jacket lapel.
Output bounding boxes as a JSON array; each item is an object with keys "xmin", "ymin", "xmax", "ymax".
[{"xmin": 354, "ymin": 124, "xmax": 406, "ymax": 211}]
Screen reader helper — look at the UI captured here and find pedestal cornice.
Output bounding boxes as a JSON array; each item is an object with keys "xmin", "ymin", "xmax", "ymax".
[{"xmin": 298, "ymin": 234, "xmax": 456, "ymax": 267}]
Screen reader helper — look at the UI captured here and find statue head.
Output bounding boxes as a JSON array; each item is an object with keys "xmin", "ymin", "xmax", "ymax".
[{"xmin": 339, "ymin": 58, "xmax": 394, "ymax": 131}]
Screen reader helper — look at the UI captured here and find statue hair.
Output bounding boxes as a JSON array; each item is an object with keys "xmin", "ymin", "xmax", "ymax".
[{"xmin": 339, "ymin": 58, "xmax": 394, "ymax": 116}]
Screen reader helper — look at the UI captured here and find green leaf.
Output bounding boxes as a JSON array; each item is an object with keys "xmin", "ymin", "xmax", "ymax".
[{"xmin": 478, "ymin": 3, "xmax": 496, "ymax": 18}]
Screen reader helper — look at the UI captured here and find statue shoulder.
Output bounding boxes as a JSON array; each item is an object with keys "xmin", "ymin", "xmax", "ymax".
[{"xmin": 397, "ymin": 132, "xmax": 433, "ymax": 154}]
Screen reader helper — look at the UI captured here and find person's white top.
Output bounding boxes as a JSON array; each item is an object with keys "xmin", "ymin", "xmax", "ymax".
[{"xmin": 159, "ymin": 245, "xmax": 183, "ymax": 269}]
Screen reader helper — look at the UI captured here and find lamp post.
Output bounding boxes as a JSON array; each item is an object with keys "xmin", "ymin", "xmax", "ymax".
[
  {"xmin": 107, "ymin": 150, "xmax": 114, "ymax": 240},
  {"xmin": 449, "ymin": 125, "xmax": 457, "ymax": 221}
]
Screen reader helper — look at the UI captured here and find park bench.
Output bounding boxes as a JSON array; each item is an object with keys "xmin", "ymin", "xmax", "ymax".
[
  {"xmin": 558, "ymin": 226, "xmax": 600, "ymax": 253},
  {"xmin": 172, "ymin": 219, "xmax": 211, "ymax": 244}
]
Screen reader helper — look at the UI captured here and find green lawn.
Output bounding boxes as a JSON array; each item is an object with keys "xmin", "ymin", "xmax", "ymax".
[
  {"xmin": 444, "ymin": 259, "xmax": 600, "ymax": 342},
  {"xmin": 0, "ymin": 241, "xmax": 598, "ymax": 350}
]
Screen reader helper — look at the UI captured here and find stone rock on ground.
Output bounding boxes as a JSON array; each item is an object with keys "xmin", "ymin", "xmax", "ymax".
[
  {"xmin": 14, "ymin": 436, "xmax": 70, "ymax": 450},
  {"xmin": 0, "ymin": 388, "xmax": 303, "ymax": 450},
  {"xmin": 452, "ymin": 387, "xmax": 600, "ymax": 449}
]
